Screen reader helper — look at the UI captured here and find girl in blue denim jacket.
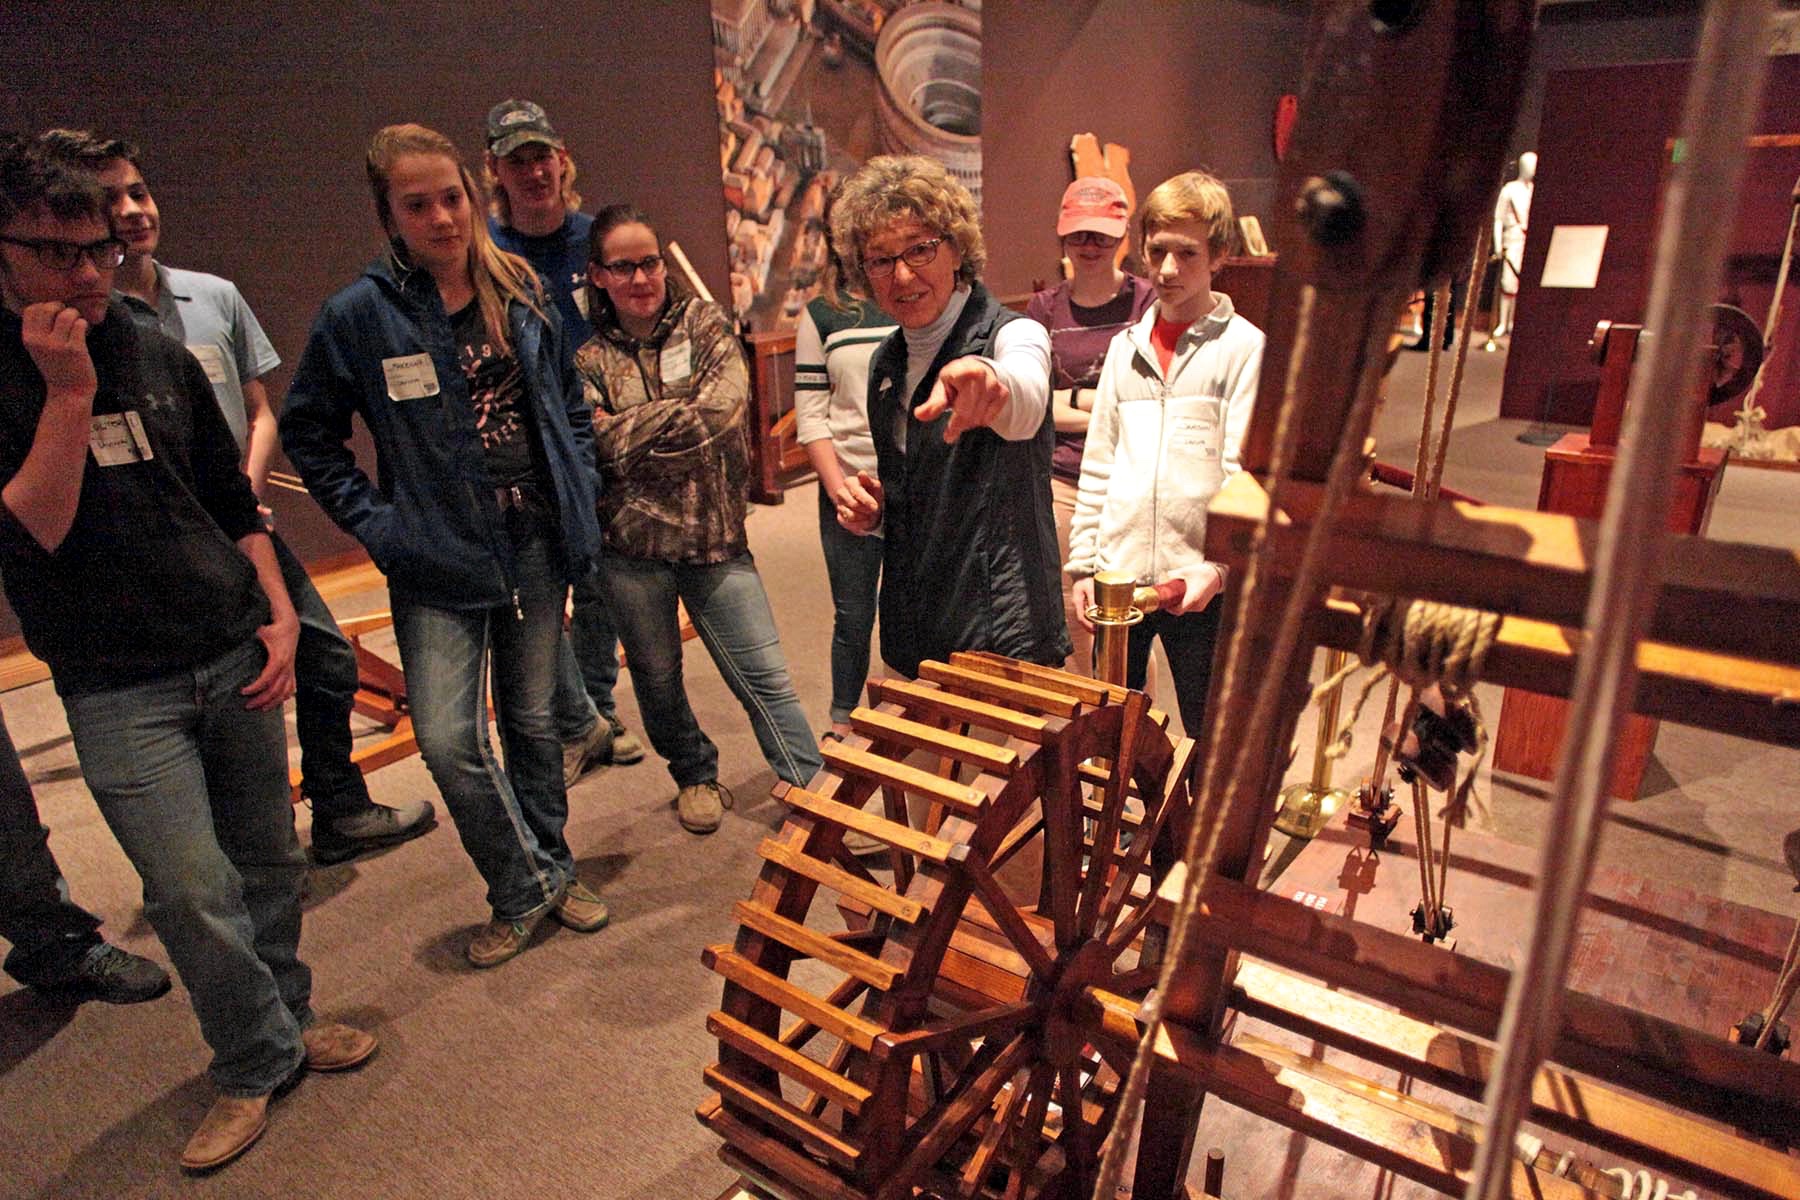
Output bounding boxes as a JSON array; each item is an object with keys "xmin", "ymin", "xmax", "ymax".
[{"xmin": 281, "ymin": 124, "xmax": 606, "ymax": 968}]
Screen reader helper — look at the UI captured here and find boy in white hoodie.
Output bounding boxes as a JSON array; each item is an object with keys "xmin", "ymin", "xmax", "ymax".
[{"xmin": 1066, "ymin": 171, "xmax": 1264, "ymax": 734}]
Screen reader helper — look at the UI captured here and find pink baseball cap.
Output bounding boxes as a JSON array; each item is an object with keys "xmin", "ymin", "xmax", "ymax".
[{"xmin": 1057, "ymin": 177, "xmax": 1129, "ymax": 238}]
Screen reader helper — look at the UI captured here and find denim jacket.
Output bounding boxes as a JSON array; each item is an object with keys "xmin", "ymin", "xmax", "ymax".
[{"xmin": 280, "ymin": 253, "xmax": 600, "ymax": 609}]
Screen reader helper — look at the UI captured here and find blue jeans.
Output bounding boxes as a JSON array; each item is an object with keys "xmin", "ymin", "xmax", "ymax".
[
  {"xmin": 390, "ymin": 512, "xmax": 572, "ymax": 921},
  {"xmin": 817, "ymin": 483, "xmax": 883, "ymax": 724},
  {"xmin": 549, "ymin": 635, "xmax": 599, "ymax": 743},
  {"xmin": 599, "ymin": 551, "xmax": 821, "ymax": 790},
  {"xmin": 0, "ymin": 705, "xmax": 103, "ymax": 984},
  {"xmin": 564, "ymin": 564, "xmax": 625, "ymax": 731},
  {"xmin": 62, "ymin": 639, "xmax": 310, "ymax": 1097},
  {"xmin": 273, "ymin": 533, "xmax": 372, "ymax": 821}
]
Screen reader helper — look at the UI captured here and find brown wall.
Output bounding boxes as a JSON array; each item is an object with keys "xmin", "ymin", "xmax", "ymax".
[{"xmin": 981, "ymin": 0, "xmax": 1304, "ymax": 299}]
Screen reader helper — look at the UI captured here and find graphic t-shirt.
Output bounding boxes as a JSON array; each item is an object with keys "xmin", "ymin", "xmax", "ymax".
[{"xmin": 451, "ymin": 299, "xmax": 536, "ymax": 489}]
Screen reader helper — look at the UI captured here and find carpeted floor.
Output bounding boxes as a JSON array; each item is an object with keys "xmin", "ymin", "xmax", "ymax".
[{"xmin": 1, "ymin": 337, "xmax": 1795, "ymax": 1200}]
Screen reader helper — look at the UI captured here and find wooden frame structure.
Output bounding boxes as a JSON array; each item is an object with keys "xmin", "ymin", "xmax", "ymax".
[{"xmin": 1097, "ymin": 3, "xmax": 1800, "ymax": 1199}]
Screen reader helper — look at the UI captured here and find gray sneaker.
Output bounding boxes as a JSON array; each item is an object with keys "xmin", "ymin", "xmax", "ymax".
[
  {"xmin": 26, "ymin": 941, "xmax": 171, "ymax": 1005},
  {"xmin": 310, "ymin": 800, "xmax": 437, "ymax": 865},
  {"xmin": 674, "ymin": 781, "xmax": 733, "ymax": 834}
]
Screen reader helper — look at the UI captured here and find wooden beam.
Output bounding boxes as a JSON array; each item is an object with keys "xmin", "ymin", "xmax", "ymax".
[
  {"xmin": 1189, "ymin": 877, "xmax": 1800, "ymax": 1140},
  {"xmin": 1207, "ymin": 474, "xmax": 1800, "ymax": 670},
  {"xmin": 1310, "ymin": 598, "xmax": 1800, "ymax": 748},
  {"xmin": 1231, "ymin": 959, "xmax": 1800, "ymax": 1200}
]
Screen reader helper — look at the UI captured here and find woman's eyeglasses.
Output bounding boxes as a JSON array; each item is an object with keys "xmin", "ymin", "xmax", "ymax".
[
  {"xmin": 862, "ymin": 237, "xmax": 945, "ymax": 280},
  {"xmin": 0, "ymin": 235, "xmax": 128, "ymax": 271},
  {"xmin": 596, "ymin": 254, "xmax": 665, "ymax": 281},
  {"xmin": 1063, "ymin": 231, "xmax": 1121, "ymax": 249}
]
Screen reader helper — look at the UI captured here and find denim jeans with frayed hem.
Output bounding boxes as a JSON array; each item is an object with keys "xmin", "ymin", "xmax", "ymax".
[
  {"xmin": 0, "ymin": 706, "xmax": 103, "ymax": 984},
  {"xmin": 599, "ymin": 550, "xmax": 821, "ymax": 791},
  {"xmin": 391, "ymin": 512, "xmax": 572, "ymax": 922},
  {"xmin": 816, "ymin": 483, "xmax": 884, "ymax": 725},
  {"xmin": 63, "ymin": 638, "xmax": 310, "ymax": 1097}
]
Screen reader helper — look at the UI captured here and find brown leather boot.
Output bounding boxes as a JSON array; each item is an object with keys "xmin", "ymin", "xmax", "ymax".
[
  {"xmin": 302, "ymin": 1022, "xmax": 378, "ymax": 1072},
  {"xmin": 180, "ymin": 1094, "xmax": 269, "ymax": 1171}
]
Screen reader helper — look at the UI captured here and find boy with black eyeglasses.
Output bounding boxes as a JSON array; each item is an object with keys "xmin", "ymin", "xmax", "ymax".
[
  {"xmin": 0, "ymin": 134, "xmax": 374, "ymax": 1171},
  {"xmin": 38, "ymin": 129, "xmax": 437, "ymax": 865}
]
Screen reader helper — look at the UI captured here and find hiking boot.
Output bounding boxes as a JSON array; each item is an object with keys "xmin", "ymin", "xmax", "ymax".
[
  {"xmin": 674, "ymin": 780, "xmax": 732, "ymax": 835},
  {"xmin": 561, "ymin": 719, "xmax": 611, "ymax": 788},
  {"xmin": 466, "ymin": 910, "xmax": 548, "ymax": 968},
  {"xmin": 309, "ymin": 800, "xmax": 436, "ymax": 865},
  {"xmin": 552, "ymin": 881, "xmax": 610, "ymax": 932},
  {"xmin": 604, "ymin": 715, "xmax": 646, "ymax": 765},
  {"xmin": 27, "ymin": 941, "xmax": 171, "ymax": 1005},
  {"xmin": 302, "ymin": 1022, "xmax": 378, "ymax": 1072},
  {"xmin": 180, "ymin": 1093, "xmax": 269, "ymax": 1171}
]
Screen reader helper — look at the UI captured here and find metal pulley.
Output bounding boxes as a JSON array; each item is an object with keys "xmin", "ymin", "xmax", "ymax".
[{"xmin": 1706, "ymin": 302, "xmax": 1763, "ymax": 406}]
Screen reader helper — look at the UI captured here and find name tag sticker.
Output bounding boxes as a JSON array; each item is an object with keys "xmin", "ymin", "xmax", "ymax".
[
  {"xmin": 382, "ymin": 353, "xmax": 440, "ymax": 401},
  {"xmin": 187, "ymin": 343, "xmax": 230, "ymax": 386},
  {"xmin": 89, "ymin": 412, "xmax": 154, "ymax": 466},
  {"xmin": 660, "ymin": 339, "xmax": 692, "ymax": 384},
  {"xmin": 1167, "ymin": 412, "xmax": 1222, "ymax": 460}
]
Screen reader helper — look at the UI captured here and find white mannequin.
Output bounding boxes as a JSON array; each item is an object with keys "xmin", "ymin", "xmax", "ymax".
[{"xmin": 1492, "ymin": 151, "xmax": 1536, "ymax": 340}]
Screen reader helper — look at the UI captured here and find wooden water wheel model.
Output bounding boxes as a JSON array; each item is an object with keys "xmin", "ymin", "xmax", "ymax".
[{"xmin": 698, "ymin": 652, "xmax": 1193, "ymax": 1200}]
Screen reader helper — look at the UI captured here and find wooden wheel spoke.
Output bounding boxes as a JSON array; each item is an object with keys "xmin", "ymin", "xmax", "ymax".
[
  {"xmin": 957, "ymin": 1064, "xmax": 1032, "ymax": 1197},
  {"xmin": 1057, "ymin": 1062, "xmax": 1099, "ymax": 1174},
  {"xmin": 990, "ymin": 807, "xmax": 1045, "ymax": 874},
  {"xmin": 1005, "ymin": 1062, "xmax": 1057, "ymax": 1195},
  {"xmin": 1101, "ymin": 738, "xmax": 1200, "ymax": 954},
  {"xmin": 885, "ymin": 1034, "xmax": 1035, "ymax": 1199},
  {"xmin": 1078, "ymin": 693, "xmax": 1149, "ymax": 941},
  {"xmin": 957, "ymin": 850, "xmax": 1058, "ymax": 981},
  {"xmin": 1040, "ymin": 741, "xmax": 1083, "ymax": 950}
]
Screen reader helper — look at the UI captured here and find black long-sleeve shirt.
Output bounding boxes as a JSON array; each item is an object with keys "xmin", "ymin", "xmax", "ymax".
[{"xmin": 0, "ymin": 302, "xmax": 267, "ymax": 695}]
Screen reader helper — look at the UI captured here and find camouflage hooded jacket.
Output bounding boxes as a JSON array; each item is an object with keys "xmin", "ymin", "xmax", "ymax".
[{"xmin": 574, "ymin": 295, "xmax": 751, "ymax": 563}]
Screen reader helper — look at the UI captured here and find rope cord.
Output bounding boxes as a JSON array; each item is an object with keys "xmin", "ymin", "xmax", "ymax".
[
  {"xmin": 1755, "ymin": 914, "xmax": 1800, "ymax": 1049},
  {"xmin": 1312, "ymin": 597, "xmax": 1499, "ymax": 826}
]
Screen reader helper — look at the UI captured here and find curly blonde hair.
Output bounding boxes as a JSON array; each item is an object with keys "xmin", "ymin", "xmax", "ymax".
[
  {"xmin": 829, "ymin": 155, "xmax": 984, "ymax": 297},
  {"xmin": 1136, "ymin": 170, "xmax": 1238, "ymax": 259}
]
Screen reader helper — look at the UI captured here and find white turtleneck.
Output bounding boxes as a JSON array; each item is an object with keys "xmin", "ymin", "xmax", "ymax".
[{"xmin": 895, "ymin": 286, "xmax": 1051, "ymax": 451}]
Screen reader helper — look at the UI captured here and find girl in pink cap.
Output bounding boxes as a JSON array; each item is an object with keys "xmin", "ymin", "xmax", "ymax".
[{"xmin": 1026, "ymin": 178, "xmax": 1154, "ymax": 675}]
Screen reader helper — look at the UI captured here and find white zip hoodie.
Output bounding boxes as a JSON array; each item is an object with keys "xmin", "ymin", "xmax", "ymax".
[{"xmin": 1065, "ymin": 293, "xmax": 1264, "ymax": 614}]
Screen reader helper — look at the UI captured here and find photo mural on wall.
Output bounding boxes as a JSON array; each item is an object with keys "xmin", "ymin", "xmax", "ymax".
[{"xmin": 709, "ymin": 0, "xmax": 982, "ymax": 333}]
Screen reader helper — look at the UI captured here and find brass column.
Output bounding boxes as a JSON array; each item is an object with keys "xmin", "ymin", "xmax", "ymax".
[
  {"xmin": 1087, "ymin": 570, "xmax": 1143, "ymax": 687},
  {"xmin": 1273, "ymin": 648, "xmax": 1353, "ymax": 839}
]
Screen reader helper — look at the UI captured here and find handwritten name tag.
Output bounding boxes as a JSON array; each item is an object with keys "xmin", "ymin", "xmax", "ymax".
[
  {"xmin": 660, "ymin": 339, "xmax": 692, "ymax": 385},
  {"xmin": 89, "ymin": 412, "xmax": 154, "ymax": 466},
  {"xmin": 382, "ymin": 353, "xmax": 440, "ymax": 401},
  {"xmin": 187, "ymin": 343, "xmax": 230, "ymax": 386}
]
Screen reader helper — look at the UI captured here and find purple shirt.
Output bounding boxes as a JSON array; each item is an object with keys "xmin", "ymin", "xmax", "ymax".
[{"xmin": 1026, "ymin": 275, "xmax": 1155, "ymax": 480}]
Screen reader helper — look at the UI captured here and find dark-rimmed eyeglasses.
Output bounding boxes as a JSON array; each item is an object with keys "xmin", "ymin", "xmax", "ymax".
[
  {"xmin": 596, "ymin": 254, "xmax": 665, "ymax": 282},
  {"xmin": 1063, "ymin": 231, "xmax": 1121, "ymax": 249},
  {"xmin": 862, "ymin": 237, "xmax": 945, "ymax": 280},
  {"xmin": 0, "ymin": 235, "xmax": 128, "ymax": 272}
]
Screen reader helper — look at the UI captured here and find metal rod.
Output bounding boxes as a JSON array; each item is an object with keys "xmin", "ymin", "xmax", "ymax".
[
  {"xmin": 1464, "ymin": 4, "xmax": 1772, "ymax": 1197},
  {"xmin": 1308, "ymin": 648, "xmax": 1348, "ymax": 791}
]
